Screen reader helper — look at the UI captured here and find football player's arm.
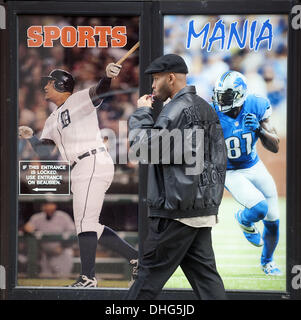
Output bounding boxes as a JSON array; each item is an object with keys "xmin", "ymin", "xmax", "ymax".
[
  {"xmin": 89, "ymin": 63, "xmax": 121, "ymax": 107},
  {"xmin": 258, "ymin": 118, "xmax": 280, "ymax": 153}
]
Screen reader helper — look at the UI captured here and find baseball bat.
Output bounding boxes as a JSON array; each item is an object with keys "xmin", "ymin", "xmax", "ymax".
[{"xmin": 116, "ymin": 41, "xmax": 140, "ymax": 65}]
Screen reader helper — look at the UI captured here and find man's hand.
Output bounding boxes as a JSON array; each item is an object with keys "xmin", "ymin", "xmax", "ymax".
[
  {"xmin": 19, "ymin": 126, "xmax": 33, "ymax": 139},
  {"xmin": 244, "ymin": 113, "xmax": 260, "ymax": 132},
  {"xmin": 106, "ymin": 63, "xmax": 122, "ymax": 78},
  {"xmin": 137, "ymin": 94, "xmax": 153, "ymax": 108}
]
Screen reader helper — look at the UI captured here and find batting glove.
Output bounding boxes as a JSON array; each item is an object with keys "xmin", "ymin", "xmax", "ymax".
[
  {"xmin": 244, "ymin": 113, "xmax": 260, "ymax": 132},
  {"xmin": 106, "ymin": 63, "xmax": 122, "ymax": 78},
  {"xmin": 19, "ymin": 126, "xmax": 34, "ymax": 139}
]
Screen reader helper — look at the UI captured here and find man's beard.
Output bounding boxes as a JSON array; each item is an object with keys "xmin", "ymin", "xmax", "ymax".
[{"xmin": 155, "ymin": 84, "xmax": 171, "ymax": 102}]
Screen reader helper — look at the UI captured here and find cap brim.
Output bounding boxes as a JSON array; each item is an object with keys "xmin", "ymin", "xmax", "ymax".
[
  {"xmin": 144, "ymin": 68, "xmax": 163, "ymax": 74},
  {"xmin": 40, "ymin": 76, "xmax": 55, "ymax": 89},
  {"xmin": 41, "ymin": 76, "xmax": 55, "ymax": 82},
  {"xmin": 144, "ymin": 68, "xmax": 188, "ymax": 74}
]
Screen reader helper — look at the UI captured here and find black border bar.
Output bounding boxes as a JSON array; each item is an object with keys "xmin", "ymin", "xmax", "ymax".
[{"xmin": 1, "ymin": 0, "xmax": 301, "ymax": 301}]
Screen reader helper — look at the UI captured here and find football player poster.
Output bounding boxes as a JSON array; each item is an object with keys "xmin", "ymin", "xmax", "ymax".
[
  {"xmin": 17, "ymin": 15, "xmax": 140, "ymax": 288},
  {"xmin": 163, "ymin": 14, "xmax": 287, "ymax": 291}
]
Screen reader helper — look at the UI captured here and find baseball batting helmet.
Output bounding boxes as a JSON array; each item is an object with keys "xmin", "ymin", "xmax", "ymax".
[{"xmin": 41, "ymin": 69, "xmax": 75, "ymax": 93}]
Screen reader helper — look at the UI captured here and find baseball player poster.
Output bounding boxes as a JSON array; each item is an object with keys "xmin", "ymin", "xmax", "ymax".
[
  {"xmin": 17, "ymin": 15, "xmax": 140, "ymax": 288},
  {"xmin": 162, "ymin": 14, "xmax": 287, "ymax": 292}
]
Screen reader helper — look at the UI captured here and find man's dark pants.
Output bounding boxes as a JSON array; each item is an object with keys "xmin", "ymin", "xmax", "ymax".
[{"xmin": 125, "ymin": 217, "xmax": 226, "ymax": 300}]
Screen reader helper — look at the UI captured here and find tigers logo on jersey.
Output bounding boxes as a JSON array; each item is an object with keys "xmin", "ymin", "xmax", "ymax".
[{"xmin": 61, "ymin": 109, "xmax": 71, "ymax": 128}]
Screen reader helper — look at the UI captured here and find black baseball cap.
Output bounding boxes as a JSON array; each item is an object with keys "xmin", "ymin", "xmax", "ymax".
[{"xmin": 144, "ymin": 54, "xmax": 188, "ymax": 74}]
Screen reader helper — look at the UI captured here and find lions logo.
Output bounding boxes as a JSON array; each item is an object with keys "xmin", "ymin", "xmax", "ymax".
[{"xmin": 234, "ymin": 77, "xmax": 247, "ymax": 90}]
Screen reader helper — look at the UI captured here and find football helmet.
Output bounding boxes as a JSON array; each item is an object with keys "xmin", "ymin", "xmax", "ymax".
[{"xmin": 213, "ymin": 71, "xmax": 248, "ymax": 113}]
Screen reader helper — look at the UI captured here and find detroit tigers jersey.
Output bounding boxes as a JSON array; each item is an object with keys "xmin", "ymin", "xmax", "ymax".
[
  {"xmin": 40, "ymin": 88, "xmax": 105, "ymax": 163},
  {"xmin": 213, "ymin": 94, "xmax": 272, "ymax": 170}
]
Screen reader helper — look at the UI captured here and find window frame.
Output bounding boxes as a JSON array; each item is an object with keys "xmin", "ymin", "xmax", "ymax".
[{"xmin": 1, "ymin": 0, "xmax": 300, "ymax": 301}]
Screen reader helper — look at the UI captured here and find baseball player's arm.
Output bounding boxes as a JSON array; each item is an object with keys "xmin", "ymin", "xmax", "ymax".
[
  {"xmin": 29, "ymin": 136, "xmax": 56, "ymax": 158},
  {"xmin": 258, "ymin": 118, "xmax": 280, "ymax": 153},
  {"xmin": 89, "ymin": 77, "xmax": 111, "ymax": 107},
  {"xmin": 19, "ymin": 126, "xmax": 55, "ymax": 158},
  {"xmin": 89, "ymin": 63, "xmax": 122, "ymax": 107}
]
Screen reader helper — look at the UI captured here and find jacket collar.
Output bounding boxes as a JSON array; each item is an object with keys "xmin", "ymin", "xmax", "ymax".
[{"xmin": 172, "ymin": 85, "xmax": 196, "ymax": 101}]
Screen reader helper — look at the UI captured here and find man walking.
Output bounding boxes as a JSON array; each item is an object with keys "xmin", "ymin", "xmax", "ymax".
[{"xmin": 125, "ymin": 54, "xmax": 227, "ymax": 300}]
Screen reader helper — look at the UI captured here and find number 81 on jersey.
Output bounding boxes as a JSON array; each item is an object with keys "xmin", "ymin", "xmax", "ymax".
[{"xmin": 225, "ymin": 132, "xmax": 253, "ymax": 159}]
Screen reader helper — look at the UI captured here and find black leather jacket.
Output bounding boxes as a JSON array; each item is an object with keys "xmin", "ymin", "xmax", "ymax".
[{"xmin": 128, "ymin": 86, "xmax": 227, "ymax": 219}]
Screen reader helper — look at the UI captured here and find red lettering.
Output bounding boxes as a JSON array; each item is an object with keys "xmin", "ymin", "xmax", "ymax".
[
  {"xmin": 94, "ymin": 26, "xmax": 111, "ymax": 47},
  {"xmin": 27, "ymin": 26, "xmax": 43, "ymax": 47},
  {"xmin": 43, "ymin": 26, "xmax": 61, "ymax": 47},
  {"xmin": 111, "ymin": 26, "xmax": 127, "ymax": 47},
  {"xmin": 78, "ymin": 26, "xmax": 96, "ymax": 48},
  {"xmin": 61, "ymin": 26, "xmax": 77, "ymax": 47}
]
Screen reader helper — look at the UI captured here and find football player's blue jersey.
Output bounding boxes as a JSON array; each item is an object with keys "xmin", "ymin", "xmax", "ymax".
[{"xmin": 212, "ymin": 94, "xmax": 272, "ymax": 170}]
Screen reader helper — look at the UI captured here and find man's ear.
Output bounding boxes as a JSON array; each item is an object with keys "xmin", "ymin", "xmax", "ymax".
[{"xmin": 168, "ymin": 73, "xmax": 176, "ymax": 84}]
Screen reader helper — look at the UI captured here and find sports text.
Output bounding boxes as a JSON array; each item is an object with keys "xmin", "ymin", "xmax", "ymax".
[{"xmin": 27, "ymin": 25, "xmax": 127, "ymax": 48}]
